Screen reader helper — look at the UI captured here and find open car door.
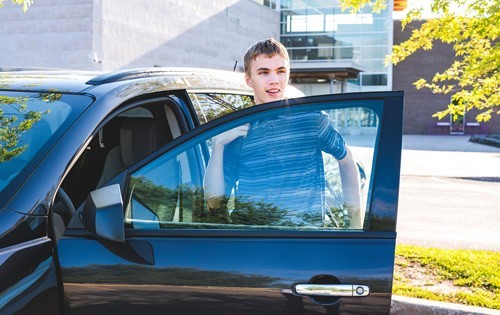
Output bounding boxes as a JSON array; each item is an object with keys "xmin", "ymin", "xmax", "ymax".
[{"xmin": 59, "ymin": 91, "xmax": 403, "ymax": 314}]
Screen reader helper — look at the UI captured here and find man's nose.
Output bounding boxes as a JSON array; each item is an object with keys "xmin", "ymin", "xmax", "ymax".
[{"xmin": 268, "ymin": 72, "xmax": 279, "ymax": 84}]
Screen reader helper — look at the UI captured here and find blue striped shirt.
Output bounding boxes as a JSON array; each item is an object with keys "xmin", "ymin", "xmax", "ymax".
[{"xmin": 223, "ymin": 111, "xmax": 346, "ymax": 227}]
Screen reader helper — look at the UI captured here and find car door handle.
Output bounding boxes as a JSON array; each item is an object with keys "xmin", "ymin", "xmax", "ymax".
[{"xmin": 293, "ymin": 284, "xmax": 370, "ymax": 297}]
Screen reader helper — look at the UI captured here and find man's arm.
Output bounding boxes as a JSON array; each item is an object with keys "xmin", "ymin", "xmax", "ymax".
[
  {"xmin": 337, "ymin": 147, "xmax": 362, "ymax": 228},
  {"xmin": 203, "ymin": 125, "xmax": 248, "ymax": 209},
  {"xmin": 317, "ymin": 113, "xmax": 363, "ymax": 228}
]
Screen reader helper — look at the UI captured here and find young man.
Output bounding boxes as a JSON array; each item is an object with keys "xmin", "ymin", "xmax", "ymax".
[{"xmin": 204, "ymin": 38, "xmax": 362, "ymax": 228}]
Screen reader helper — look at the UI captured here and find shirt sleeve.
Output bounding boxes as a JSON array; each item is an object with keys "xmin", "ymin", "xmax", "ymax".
[{"xmin": 318, "ymin": 112, "xmax": 347, "ymax": 160}]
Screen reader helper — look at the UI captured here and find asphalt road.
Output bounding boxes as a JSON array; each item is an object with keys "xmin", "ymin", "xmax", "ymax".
[
  {"xmin": 396, "ymin": 135, "xmax": 500, "ymax": 251},
  {"xmin": 348, "ymin": 135, "xmax": 500, "ymax": 251},
  {"xmin": 396, "ymin": 175, "xmax": 500, "ymax": 251},
  {"xmin": 347, "ymin": 135, "xmax": 500, "ymax": 315}
]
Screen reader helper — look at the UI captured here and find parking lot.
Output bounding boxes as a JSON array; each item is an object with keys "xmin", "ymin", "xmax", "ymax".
[
  {"xmin": 347, "ymin": 134, "xmax": 500, "ymax": 251},
  {"xmin": 387, "ymin": 135, "xmax": 499, "ymax": 250}
]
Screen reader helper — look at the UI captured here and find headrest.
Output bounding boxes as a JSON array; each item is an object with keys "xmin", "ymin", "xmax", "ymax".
[{"xmin": 120, "ymin": 118, "xmax": 163, "ymax": 166}]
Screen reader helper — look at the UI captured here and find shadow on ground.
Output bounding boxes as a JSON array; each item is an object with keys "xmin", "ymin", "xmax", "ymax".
[{"xmin": 470, "ymin": 134, "xmax": 500, "ymax": 149}]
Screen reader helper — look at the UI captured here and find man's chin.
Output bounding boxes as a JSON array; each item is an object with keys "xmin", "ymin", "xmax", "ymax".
[{"xmin": 263, "ymin": 93, "xmax": 284, "ymax": 103}]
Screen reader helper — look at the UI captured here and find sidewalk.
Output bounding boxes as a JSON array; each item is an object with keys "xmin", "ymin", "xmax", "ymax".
[
  {"xmin": 401, "ymin": 135, "xmax": 500, "ymax": 178},
  {"xmin": 403, "ymin": 134, "xmax": 500, "ymax": 152},
  {"xmin": 391, "ymin": 295, "xmax": 500, "ymax": 315},
  {"xmin": 393, "ymin": 135, "xmax": 500, "ymax": 315},
  {"xmin": 347, "ymin": 133, "xmax": 500, "ymax": 179}
]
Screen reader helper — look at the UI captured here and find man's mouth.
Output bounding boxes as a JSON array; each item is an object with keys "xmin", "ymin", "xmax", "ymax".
[{"xmin": 266, "ymin": 88, "xmax": 281, "ymax": 96}]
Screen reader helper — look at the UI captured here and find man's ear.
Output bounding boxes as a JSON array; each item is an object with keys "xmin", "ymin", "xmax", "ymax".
[{"xmin": 245, "ymin": 74, "xmax": 253, "ymax": 88}]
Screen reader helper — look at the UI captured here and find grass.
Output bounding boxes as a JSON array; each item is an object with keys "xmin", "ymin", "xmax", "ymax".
[{"xmin": 393, "ymin": 244, "xmax": 500, "ymax": 310}]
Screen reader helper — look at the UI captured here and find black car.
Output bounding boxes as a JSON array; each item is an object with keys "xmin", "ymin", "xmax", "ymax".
[{"xmin": 0, "ymin": 68, "xmax": 403, "ymax": 314}]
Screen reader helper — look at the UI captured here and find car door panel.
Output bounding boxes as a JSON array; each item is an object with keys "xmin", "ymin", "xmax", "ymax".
[
  {"xmin": 0, "ymin": 230, "xmax": 59, "ymax": 315},
  {"xmin": 58, "ymin": 92, "xmax": 403, "ymax": 314},
  {"xmin": 58, "ymin": 236, "xmax": 394, "ymax": 314}
]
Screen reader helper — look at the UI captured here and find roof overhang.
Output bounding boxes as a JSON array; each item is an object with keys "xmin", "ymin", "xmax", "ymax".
[{"xmin": 290, "ymin": 61, "xmax": 366, "ymax": 80}]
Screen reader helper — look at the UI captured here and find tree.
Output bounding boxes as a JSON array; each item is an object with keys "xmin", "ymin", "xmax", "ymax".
[
  {"xmin": 341, "ymin": 0, "xmax": 499, "ymax": 122},
  {"xmin": 0, "ymin": 0, "xmax": 33, "ymax": 12}
]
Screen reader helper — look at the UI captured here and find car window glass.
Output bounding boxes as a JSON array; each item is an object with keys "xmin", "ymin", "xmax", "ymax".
[
  {"xmin": 61, "ymin": 98, "xmax": 182, "ymax": 212},
  {"xmin": 127, "ymin": 101, "xmax": 379, "ymax": 231},
  {"xmin": 189, "ymin": 93, "xmax": 254, "ymax": 124},
  {"xmin": 0, "ymin": 92, "xmax": 91, "ymax": 191}
]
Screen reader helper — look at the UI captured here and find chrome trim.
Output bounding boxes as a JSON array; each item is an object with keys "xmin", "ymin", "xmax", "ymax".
[{"xmin": 294, "ymin": 284, "xmax": 370, "ymax": 297}]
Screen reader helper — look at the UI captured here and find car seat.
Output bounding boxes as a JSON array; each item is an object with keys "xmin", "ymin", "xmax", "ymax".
[{"xmin": 97, "ymin": 117, "xmax": 167, "ymax": 187}]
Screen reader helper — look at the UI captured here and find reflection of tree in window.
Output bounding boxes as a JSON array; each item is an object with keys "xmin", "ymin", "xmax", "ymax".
[
  {"xmin": 191, "ymin": 93, "xmax": 254, "ymax": 123},
  {"xmin": 129, "ymin": 176, "xmax": 206, "ymax": 224},
  {"xmin": 0, "ymin": 93, "xmax": 57, "ymax": 163},
  {"xmin": 129, "ymin": 176, "xmax": 181, "ymax": 222},
  {"xmin": 130, "ymin": 175, "xmax": 327, "ymax": 227},
  {"xmin": 230, "ymin": 198, "xmax": 289, "ymax": 226}
]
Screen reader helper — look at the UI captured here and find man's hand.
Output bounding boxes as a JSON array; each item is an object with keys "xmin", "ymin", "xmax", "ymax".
[{"xmin": 213, "ymin": 124, "xmax": 249, "ymax": 148}]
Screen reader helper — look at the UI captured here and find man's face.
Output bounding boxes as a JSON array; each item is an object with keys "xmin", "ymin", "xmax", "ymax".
[{"xmin": 245, "ymin": 54, "xmax": 290, "ymax": 105}]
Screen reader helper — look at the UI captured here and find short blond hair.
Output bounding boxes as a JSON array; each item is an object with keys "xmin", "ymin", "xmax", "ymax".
[{"xmin": 243, "ymin": 38, "xmax": 290, "ymax": 77}]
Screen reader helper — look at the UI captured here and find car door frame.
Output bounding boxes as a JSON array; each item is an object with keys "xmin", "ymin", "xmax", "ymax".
[
  {"xmin": 59, "ymin": 91, "xmax": 403, "ymax": 314},
  {"xmin": 124, "ymin": 91, "xmax": 403, "ymax": 233}
]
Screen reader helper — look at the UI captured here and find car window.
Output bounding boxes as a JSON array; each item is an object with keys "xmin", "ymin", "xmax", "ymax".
[
  {"xmin": 61, "ymin": 96, "xmax": 184, "ymax": 210},
  {"xmin": 0, "ymin": 92, "xmax": 91, "ymax": 191},
  {"xmin": 126, "ymin": 101, "xmax": 379, "ymax": 231},
  {"xmin": 189, "ymin": 93, "xmax": 254, "ymax": 124}
]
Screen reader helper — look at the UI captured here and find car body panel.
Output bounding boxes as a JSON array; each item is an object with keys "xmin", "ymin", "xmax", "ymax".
[
  {"xmin": 0, "ymin": 68, "xmax": 251, "ymax": 95},
  {"xmin": 0, "ymin": 210, "xmax": 59, "ymax": 315},
  {"xmin": 58, "ymin": 236, "xmax": 395, "ymax": 314}
]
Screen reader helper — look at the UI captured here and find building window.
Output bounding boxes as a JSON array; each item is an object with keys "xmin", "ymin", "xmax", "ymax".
[
  {"xmin": 361, "ymin": 74, "xmax": 387, "ymax": 86},
  {"xmin": 254, "ymin": 0, "xmax": 278, "ymax": 9}
]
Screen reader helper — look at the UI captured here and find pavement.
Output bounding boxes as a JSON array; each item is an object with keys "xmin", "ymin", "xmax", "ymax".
[
  {"xmin": 391, "ymin": 295, "xmax": 500, "ymax": 315},
  {"xmin": 400, "ymin": 135, "xmax": 500, "ymax": 179},
  {"xmin": 389, "ymin": 135, "xmax": 500, "ymax": 315}
]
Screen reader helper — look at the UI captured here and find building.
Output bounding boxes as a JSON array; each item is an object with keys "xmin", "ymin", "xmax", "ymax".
[
  {"xmin": 0, "ymin": 0, "xmax": 279, "ymax": 72},
  {"xmin": 276, "ymin": 0, "xmax": 396, "ymax": 135},
  {"xmin": 1, "ymin": 0, "xmax": 497, "ymax": 134},
  {"xmin": 275, "ymin": 1, "xmax": 497, "ymax": 135},
  {"xmin": 279, "ymin": 0, "xmax": 393, "ymax": 96},
  {"xmin": 393, "ymin": 20, "xmax": 500, "ymax": 135}
]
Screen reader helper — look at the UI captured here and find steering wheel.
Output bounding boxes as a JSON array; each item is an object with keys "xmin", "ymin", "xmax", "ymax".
[{"xmin": 54, "ymin": 188, "xmax": 76, "ymax": 225}]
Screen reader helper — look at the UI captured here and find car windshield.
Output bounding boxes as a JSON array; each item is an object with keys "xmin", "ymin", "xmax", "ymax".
[{"xmin": 0, "ymin": 91, "xmax": 92, "ymax": 191}]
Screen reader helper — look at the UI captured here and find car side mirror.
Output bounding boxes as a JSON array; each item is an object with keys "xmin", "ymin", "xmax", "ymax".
[{"xmin": 82, "ymin": 184, "xmax": 125, "ymax": 243}]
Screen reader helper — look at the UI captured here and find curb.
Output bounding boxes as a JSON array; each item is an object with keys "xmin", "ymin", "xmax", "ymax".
[
  {"xmin": 391, "ymin": 295, "xmax": 500, "ymax": 315},
  {"xmin": 469, "ymin": 135, "xmax": 500, "ymax": 149}
]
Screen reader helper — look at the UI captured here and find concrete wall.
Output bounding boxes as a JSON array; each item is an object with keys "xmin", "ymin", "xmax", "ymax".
[
  {"xmin": 0, "ymin": 0, "xmax": 279, "ymax": 72},
  {"xmin": 96, "ymin": 0, "xmax": 279, "ymax": 71},
  {"xmin": 393, "ymin": 20, "xmax": 499, "ymax": 135},
  {"xmin": 1, "ymin": 0, "xmax": 94, "ymax": 70}
]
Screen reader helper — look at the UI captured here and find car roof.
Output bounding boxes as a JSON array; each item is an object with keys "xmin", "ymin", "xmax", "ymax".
[{"xmin": 0, "ymin": 67, "xmax": 252, "ymax": 94}]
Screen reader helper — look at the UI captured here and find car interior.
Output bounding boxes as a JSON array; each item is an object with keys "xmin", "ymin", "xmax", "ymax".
[{"xmin": 52, "ymin": 97, "xmax": 184, "ymax": 240}]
